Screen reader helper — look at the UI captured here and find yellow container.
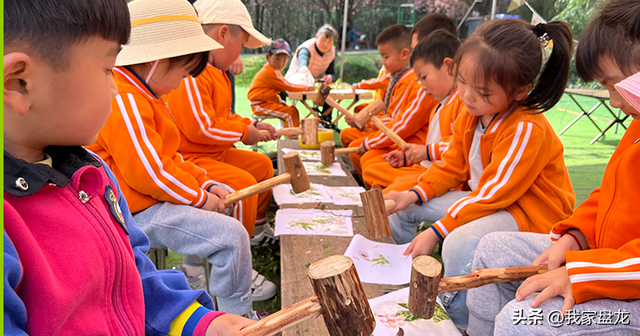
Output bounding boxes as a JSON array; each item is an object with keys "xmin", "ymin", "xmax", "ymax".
[{"xmin": 299, "ymin": 128, "xmax": 334, "ymax": 149}]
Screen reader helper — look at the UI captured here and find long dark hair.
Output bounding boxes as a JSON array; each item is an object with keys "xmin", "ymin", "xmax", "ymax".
[{"xmin": 452, "ymin": 19, "xmax": 573, "ymax": 112}]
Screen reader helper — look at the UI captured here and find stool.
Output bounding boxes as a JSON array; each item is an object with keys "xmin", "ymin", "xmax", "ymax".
[{"xmin": 252, "ymin": 114, "xmax": 285, "ymax": 151}]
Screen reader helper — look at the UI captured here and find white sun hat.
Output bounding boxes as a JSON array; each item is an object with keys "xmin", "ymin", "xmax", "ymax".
[
  {"xmin": 194, "ymin": 0, "xmax": 271, "ymax": 48},
  {"xmin": 116, "ymin": 0, "xmax": 222, "ymax": 66}
]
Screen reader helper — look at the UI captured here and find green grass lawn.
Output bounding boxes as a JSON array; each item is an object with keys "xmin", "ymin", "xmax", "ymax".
[{"xmin": 167, "ymin": 84, "xmax": 628, "ymax": 315}]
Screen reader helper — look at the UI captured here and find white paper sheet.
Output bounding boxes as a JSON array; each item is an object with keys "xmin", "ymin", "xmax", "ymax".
[
  {"xmin": 274, "ymin": 209, "xmax": 353, "ymax": 237},
  {"xmin": 281, "ymin": 148, "xmax": 332, "ymax": 162},
  {"xmin": 303, "ymin": 161, "xmax": 347, "ymax": 177},
  {"xmin": 324, "ymin": 186, "xmax": 366, "ymax": 205},
  {"xmin": 368, "ymin": 287, "xmax": 461, "ymax": 336},
  {"xmin": 272, "ymin": 183, "xmax": 331, "ymax": 205},
  {"xmin": 344, "ymin": 234, "xmax": 412, "ymax": 285}
]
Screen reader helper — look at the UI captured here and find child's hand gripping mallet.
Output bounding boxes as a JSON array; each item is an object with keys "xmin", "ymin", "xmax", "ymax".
[
  {"xmin": 353, "ymin": 98, "xmax": 386, "ymax": 131},
  {"xmin": 359, "ymin": 188, "xmax": 396, "ymax": 239},
  {"xmin": 240, "ymin": 255, "xmax": 376, "ymax": 336},
  {"xmin": 355, "ymin": 99, "xmax": 406, "ymax": 148},
  {"xmin": 259, "ymin": 118, "xmax": 319, "ymax": 145},
  {"xmin": 408, "ymin": 255, "xmax": 549, "ymax": 319},
  {"xmin": 320, "ymin": 140, "xmax": 360, "ymax": 166},
  {"xmin": 224, "ymin": 152, "xmax": 310, "ymax": 207}
]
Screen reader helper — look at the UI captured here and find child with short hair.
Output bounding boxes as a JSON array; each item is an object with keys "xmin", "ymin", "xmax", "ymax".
[
  {"xmin": 411, "ymin": 13, "xmax": 458, "ymax": 47},
  {"xmin": 4, "ymin": 0, "xmax": 254, "ymax": 333},
  {"xmin": 384, "ymin": 18, "xmax": 576, "ymax": 328},
  {"xmin": 248, "ymin": 39, "xmax": 313, "ymax": 128},
  {"xmin": 87, "ymin": 0, "xmax": 274, "ymax": 317},
  {"xmin": 165, "ymin": 0, "xmax": 280, "ymax": 249},
  {"xmin": 347, "ymin": 24, "xmax": 438, "ymax": 180},
  {"xmin": 466, "ymin": 0, "xmax": 640, "ymax": 334},
  {"xmin": 363, "ymin": 29, "xmax": 464, "ymax": 190}
]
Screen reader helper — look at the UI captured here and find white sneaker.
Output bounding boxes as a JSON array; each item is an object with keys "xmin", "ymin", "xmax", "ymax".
[
  {"xmin": 360, "ymin": 34, "xmax": 366, "ymax": 40},
  {"xmin": 355, "ymin": 45, "xmax": 360, "ymax": 50},
  {"xmin": 173, "ymin": 264, "xmax": 207, "ymax": 291},
  {"xmin": 250, "ymin": 224, "xmax": 279, "ymax": 247},
  {"xmin": 250, "ymin": 269, "xmax": 277, "ymax": 301}
]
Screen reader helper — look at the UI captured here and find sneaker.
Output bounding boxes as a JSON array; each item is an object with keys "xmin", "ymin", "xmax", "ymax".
[
  {"xmin": 173, "ymin": 264, "xmax": 207, "ymax": 291},
  {"xmin": 250, "ymin": 269, "xmax": 277, "ymax": 301},
  {"xmin": 360, "ymin": 34, "xmax": 366, "ymax": 40},
  {"xmin": 251, "ymin": 224, "xmax": 279, "ymax": 247},
  {"xmin": 355, "ymin": 45, "xmax": 360, "ymax": 50}
]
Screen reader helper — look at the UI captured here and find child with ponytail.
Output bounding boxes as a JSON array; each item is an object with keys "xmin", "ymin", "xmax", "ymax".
[{"xmin": 384, "ymin": 18, "xmax": 576, "ymax": 328}]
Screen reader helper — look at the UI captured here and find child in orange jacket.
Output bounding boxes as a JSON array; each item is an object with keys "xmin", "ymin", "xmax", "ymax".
[
  {"xmin": 340, "ymin": 14, "xmax": 457, "ymax": 150},
  {"xmin": 363, "ymin": 29, "xmax": 464, "ymax": 190},
  {"xmin": 467, "ymin": 1, "xmax": 640, "ymax": 334},
  {"xmin": 339, "ymin": 66, "xmax": 390, "ymax": 147},
  {"xmin": 86, "ymin": 0, "xmax": 274, "ymax": 321},
  {"xmin": 248, "ymin": 39, "xmax": 312, "ymax": 128},
  {"xmin": 164, "ymin": 0, "xmax": 280, "ymax": 246},
  {"xmin": 384, "ymin": 18, "xmax": 576, "ymax": 328},
  {"xmin": 347, "ymin": 24, "xmax": 438, "ymax": 180}
]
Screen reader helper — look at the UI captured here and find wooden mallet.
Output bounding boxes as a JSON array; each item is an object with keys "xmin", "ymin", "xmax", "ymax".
[
  {"xmin": 240, "ymin": 255, "xmax": 376, "ymax": 336},
  {"xmin": 359, "ymin": 189, "xmax": 396, "ymax": 239},
  {"xmin": 353, "ymin": 98, "xmax": 386, "ymax": 131},
  {"xmin": 259, "ymin": 118, "xmax": 319, "ymax": 145},
  {"xmin": 224, "ymin": 152, "xmax": 310, "ymax": 207},
  {"xmin": 408, "ymin": 255, "xmax": 548, "ymax": 319},
  {"xmin": 320, "ymin": 140, "xmax": 359, "ymax": 166},
  {"xmin": 312, "ymin": 83, "xmax": 332, "ymax": 106},
  {"xmin": 354, "ymin": 99, "xmax": 406, "ymax": 148},
  {"xmin": 324, "ymin": 96, "xmax": 363, "ymax": 130}
]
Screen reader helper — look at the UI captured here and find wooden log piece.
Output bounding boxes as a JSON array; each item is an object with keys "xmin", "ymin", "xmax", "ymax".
[
  {"xmin": 321, "ymin": 141, "xmax": 336, "ymax": 166},
  {"xmin": 360, "ymin": 189, "xmax": 393, "ymax": 239},
  {"xmin": 313, "ymin": 83, "xmax": 331, "ymax": 106},
  {"xmin": 369, "ymin": 116, "xmax": 407, "ymax": 149},
  {"xmin": 308, "ymin": 255, "xmax": 376, "ymax": 336},
  {"xmin": 225, "ymin": 152, "xmax": 309, "ymax": 207},
  {"xmin": 300, "ymin": 118, "xmax": 319, "ymax": 145},
  {"xmin": 408, "ymin": 256, "xmax": 443, "ymax": 319},
  {"xmin": 355, "ymin": 98, "xmax": 385, "ymax": 126},
  {"xmin": 325, "ymin": 96, "xmax": 362, "ymax": 130}
]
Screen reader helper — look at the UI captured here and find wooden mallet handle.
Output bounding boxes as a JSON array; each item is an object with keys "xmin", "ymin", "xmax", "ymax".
[
  {"xmin": 258, "ymin": 118, "xmax": 318, "ymax": 145},
  {"xmin": 325, "ymin": 96, "xmax": 362, "ymax": 130},
  {"xmin": 409, "ymin": 256, "xmax": 548, "ymax": 319},
  {"xmin": 369, "ymin": 116, "xmax": 407, "ymax": 149},
  {"xmin": 240, "ymin": 255, "xmax": 375, "ymax": 336},
  {"xmin": 225, "ymin": 152, "xmax": 309, "ymax": 207},
  {"xmin": 359, "ymin": 189, "xmax": 393, "ymax": 240}
]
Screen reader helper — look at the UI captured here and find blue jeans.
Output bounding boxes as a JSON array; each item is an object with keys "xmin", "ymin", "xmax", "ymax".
[
  {"xmin": 388, "ymin": 191, "xmax": 519, "ymax": 328},
  {"xmin": 134, "ymin": 202, "xmax": 252, "ymax": 316}
]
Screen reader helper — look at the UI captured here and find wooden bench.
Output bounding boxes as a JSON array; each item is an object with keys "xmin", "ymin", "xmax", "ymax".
[{"xmin": 276, "ymin": 139, "xmax": 402, "ymax": 335}]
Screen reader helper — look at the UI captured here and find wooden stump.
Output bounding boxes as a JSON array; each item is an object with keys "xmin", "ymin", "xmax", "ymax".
[
  {"xmin": 408, "ymin": 256, "xmax": 443, "ymax": 319},
  {"xmin": 321, "ymin": 141, "xmax": 336, "ymax": 166},
  {"xmin": 360, "ymin": 189, "xmax": 393, "ymax": 239},
  {"xmin": 308, "ymin": 255, "xmax": 375, "ymax": 336},
  {"xmin": 283, "ymin": 151, "xmax": 310, "ymax": 193}
]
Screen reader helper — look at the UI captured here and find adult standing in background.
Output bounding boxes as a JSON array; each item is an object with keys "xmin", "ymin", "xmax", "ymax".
[{"xmin": 286, "ymin": 24, "xmax": 337, "ymax": 85}]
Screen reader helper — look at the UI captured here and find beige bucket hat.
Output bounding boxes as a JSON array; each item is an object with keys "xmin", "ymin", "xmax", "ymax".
[
  {"xmin": 194, "ymin": 0, "xmax": 271, "ymax": 48},
  {"xmin": 116, "ymin": 0, "xmax": 222, "ymax": 66}
]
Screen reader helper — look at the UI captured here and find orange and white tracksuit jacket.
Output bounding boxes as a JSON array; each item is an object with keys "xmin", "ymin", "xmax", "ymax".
[
  {"xmin": 164, "ymin": 63, "xmax": 255, "ymax": 156},
  {"xmin": 247, "ymin": 63, "xmax": 308, "ymax": 128},
  {"xmin": 248, "ymin": 63, "xmax": 308, "ymax": 105},
  {"xmin": 87, "ymin": 66, "xmax": 216, "ymax": 213},
  {"xmin": 361, "ymin": 69, "xmax": 438, "ymax": 151},
  {"xmin": 355, "ymin": 66, "xmax": 390, "ymax": 102},
  {"xmin": 366, "ymin": 89, "xmax": 464, "ymax": 190},
  {"xmin": 410, "ymin": 106, "xmax": 575, "ymax": 241},
  {"xmin": 550, "ymin": 120, "xmax": 640, "ymax": 304}
]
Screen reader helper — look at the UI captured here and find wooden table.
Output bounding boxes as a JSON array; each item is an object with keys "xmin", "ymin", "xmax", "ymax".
[
  {"xmin": 561, "ymin": 89, "xmax": 629, "ymax": 144},
  {"xmin": 276, "ymin": 139, "xmax": 401, "ymax": 336},
  {"xmin": 287, "ymin": 89, "xmax": 373, "ymax": 131}
]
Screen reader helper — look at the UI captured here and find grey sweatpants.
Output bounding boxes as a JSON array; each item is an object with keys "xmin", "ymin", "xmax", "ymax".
[
  {"xmin": 134, "ymin": 202, "xmax": 252, "ymax": 316},
  {"xmin": 467, "ymin": 232, "xmax": 640, "ymax": 335}
]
